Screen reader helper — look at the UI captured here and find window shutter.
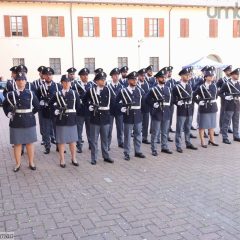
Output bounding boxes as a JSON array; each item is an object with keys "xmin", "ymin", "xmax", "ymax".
[
  {"xmin": 41, "ymin": 16, "xmax": 48, "ymax": 37},
  {"xmin": 4, "ymin": 15, "xmax": 11, "ymax": 37},
  {"xmin": 127, "ymin": 17, "xmax": 132, "ymax": 37},
  {"xmin": 233, "ymin": 20, "xmax": 239, "ymax": 38},
  {"xmin": 158, "ymin": 18, "xmax": 164, "ymax": 37},
  {"xmin": 59, "ymin": 16, "xmax": 65, "ymax": 37},
  {"xmin": 144, "ymin": 18, "xmax": 149, "ymax": 37},
  {"xmin": 209, "ymin": 19, "xmax": 218, "ymax": 38},
  {"xmin": 180, "ymin": 18, "xmax": 189, "ymax": 38},
  {"xmin": 112, "ymin": 17, "xmax": 117, "ymax": 37},
  {"xmin": 94, "ymin": 17, "xmax": 100, "ymax": 37},
  {"xmin": 78, "ymin": 17, "xmax": 83, "ymax": 37},
  {"xmin": 22, "ymin": 16, "xmax": 29, "ymax": 37}
]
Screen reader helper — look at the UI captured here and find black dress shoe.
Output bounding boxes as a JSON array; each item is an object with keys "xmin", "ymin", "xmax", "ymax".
[
  {"xmin": 72, "ymin": 160, "xmax": 79, "ymax": 166},
  {"xmin": 88, "ymin": 145, "xmax": 91, "ymax": 150},
  {"xmin": 29, "ymin": 165, "xmax": 36, "ymax": 171},
  {"xmin": 81, "ymin": 140, "xmax": 84, "ymax": 143},
  {"xmin": 142, "ymin": 139, "xmax": 151, "ymax": 144},
  {"xmin": 51, "ymin": 138, "xmax": 56, "ymax": 144},
  {"xmin": 204, "ymin": 132, "xmax": 208, "ymax": 138},
  {"xmin": 91, "ymin": 161, "xmax": 96, "ymax": 165},
  {"xmin": 223, "ymin": 139, "xmax": 231, "ymax": 144},
  {"xmin": 60, "ymin": 163, "xmax": 66, "ymax": 168},
  {"xmin": 169, "ymin": 128, "xmax": 175, "ymax": 133},
  {"xmin": 152, "ymin": 150, "xmax": 158, "ymax": 156},
  {"xmin": 234, "ymin": 137, "xmax": 240, "ymax": 142},
  {"xmin": 135, "ymin": 152, "xmax": 146, "ymax": 158},
  {"xmin": 201, "ymin": 144, "xmax": 207, "ymax": 148},
  {"xmin": 214, "ymin": 132, "xmax": 219, "ymax": 136},
  {"xmin": 104, "ymin": 158, "xmax": 114, "ymax": 163},
  {"xmin": 13, "ymin": 164, "xmax": 21, "ymax": 172},
  {"xmin": 177, "ymin": 147, "xmax": 183, "ymax": 153},
  {"xmin": 118, "ymin": 143, "xmax": 124, "ymax": 148},
  {"xmin": 161, "ymin": 149, "xmax": 173, "ymax": 154},
  {"xmin": 124, "ymin": 154, "xmax": 130, "ymax": 161},
  {"xmin": 190, "ymin": 133, "xmax": 197, "ymax": 139},
  {"xmin": 77, "ymin": 147, "xmax": 82, "ymax": 153},
  {"xmin": 191, "ymin": 126, "xmax": 197, "ymax": 130},
  {"xmin": 44, "ymin": 148, "xmax": 50, "ymax": 154},
  {"xmin": 228, "ymin": 129, "xmax": 233, "ymax": 134},
  {"xmin": 41, "ymin": 141, "xmax": 45, "ymax": 145},
  {"xmin": 168, "ymin": 137, "xmax": 173, "ymax": 142},
  {"xmin": 208, "ymin": 140, "xmax": 219, "ymax": 146},
  {"xmin": 186, "ymin": 144, "xmax": 198, "ymax": 150}
]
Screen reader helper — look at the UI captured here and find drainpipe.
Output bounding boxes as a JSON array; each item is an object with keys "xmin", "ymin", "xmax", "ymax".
[
  {"xmin": 70, "ymin": 3, "xmax": 74, "ymax": 67},
  {"xmin": 168, "ymin": 6, "xmax": 174, "ymax": 66}
]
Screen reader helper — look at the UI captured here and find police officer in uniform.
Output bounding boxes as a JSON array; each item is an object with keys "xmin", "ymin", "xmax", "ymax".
[
  {"xmin": 217, "ymin": 65, "xmax": 232, "ymax": 134},
  {"xmin": 84, "ymin": 72, "xmax": 114, "ymax": 165},
  {"xmin": 37, "ymin": 67, "xmax": 62, "ymax": 154},
  {"xmin": 220, "ymin": 68, "xmax": 240, "ymax": 144},
  {"xmin": 137, "ymin": 68, "xmax": 150, "ymax": 144},
  {"xmin": 193, "ymin": 71, "xmax": 219, "ymax": 147},
  {"xmin": 116, "ymin": 71, "xmax": 146, "ymax": 161},
  {"xmin": 108, "ymin": 67, "xmax": 124, "ymax": 150},
  {"xmin": 119, "ymin": 66, "xmax": 129, "ymax": 87},
  {"xmin": 3, "ymin": 66, "xmax": 18, "ymax": 97},
  {"xmin": 49, "ymin": 76, "xmax": 80, "ymax": 168},
  {"xmin": 172, "ymin": 68, "xmax": 198, "ymax": 153},
  {"xmin": 146, "ymin": 68, "xmax": 173, "ymax": 156},
  {"xmin": 71, "ymin": 68, "xmax": 92, "ymax": 153},
  {"xmin": 3, "ymin": 72, "xmax": 40, "ymax": 172},
  {"xmin": 145, "ymin": 65, "xmax": 156, "ymax": 87}
]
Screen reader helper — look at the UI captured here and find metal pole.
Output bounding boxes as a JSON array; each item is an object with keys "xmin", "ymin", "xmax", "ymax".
[{"xmin": 70, "ymin": 3, "xmax": 74, "ymax": 67}]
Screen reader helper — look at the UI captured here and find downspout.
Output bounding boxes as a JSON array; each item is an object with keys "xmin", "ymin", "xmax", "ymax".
[
  {"xmin": 70, "ymin": 3, "xmax": 74, "ymax": 67},
  {"xmin": 168, "ymin": 6, "xmax": 174, "ymax": 66}
]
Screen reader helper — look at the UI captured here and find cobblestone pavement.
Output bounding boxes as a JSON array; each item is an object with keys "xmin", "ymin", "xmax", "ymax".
[{"xmin": 1, "ymin": 108, "xmax": 240, "ymax": 240}]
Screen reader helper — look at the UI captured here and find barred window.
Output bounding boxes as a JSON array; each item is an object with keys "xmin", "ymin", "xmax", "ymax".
[
  {"xmin": 117, "ymin": 18, "xmax": 127, "ymax": 37},
  {"xmin": 48, "ymin": 17, "xmax": 59, "ymax": 36},
  {"xmin": 84, "ymin": 58, "xmax": 95, "ymax": 74},
  {"xmin": 83, "ymin": 17, "xmax": 94, "ymax": 37},
  {"xmin": 13, "ymin": 58, "xmax": 25, "ymax": 66},
  {"xmin": 149, "ymin": 18, "xmax": 158, "ymax": 37},
  {"xmin": 149, "ymin": 57, "xmax": 159, "ymax": 72},
  {"xmin": 49, "ymin": 58, "xmax": 61, "ymax": 75},
  {"xmin": 118, "ymin": 57, "xmax": 128, "ymax": 68}
]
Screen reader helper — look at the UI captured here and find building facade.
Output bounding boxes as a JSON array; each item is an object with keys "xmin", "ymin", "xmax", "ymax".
[{"xmin": 0, "ymin": 0, "xmax": 239, "ymax": 80}]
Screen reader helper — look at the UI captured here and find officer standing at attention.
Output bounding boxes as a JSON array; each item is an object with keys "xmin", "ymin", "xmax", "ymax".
[
  {"xmin": 3, "ymin": 72, "xmax": 40, "ymax": 172},
  {"xmin": 84, "ymin": 72, "xmax": 114, "ymax": 165},
  {"xmin": 217, "ymin": 65, "xmax": 232, "ymax": 134},
  {"xmin": 71, "ymin": 68, "xmax": 92, "ymax": 153},
  {"xmin": 3, "ymin": 66, "xmax": 18, "ymax": 97},
  {"xmin": 108, "ymin": 67, "xmax": 124, "ymax": 150},
  {"xmin": 137, "ymin": 68, "xmax": 151, "ymax": 144},
  {"xmin": 193, "ymin": 71, "xmax": 219, "ymax": 148},
  {"xmin": 145, "ymin": 65, "xmax": 156, "ymax": 87},
  {"xmin": 146, "ymin": 68, "xmax": 173, "ymax": 156},
  {"xmin": 119, "ymin": 66, "xmax": 129, "ymax": 87},
  {"xmin": 37, "ymin": 67, "xmax": 62, "ymax": 154},
  {"xmin": 219, "ymin": 68, "xmax": 240, "ymax": 144},
  {"xmin": 172, "ymin": 68, "xmax": 198, "ymax": 153},
  {"xmin": 49, "ymin": 76, "xmax": 81, "ymax": 168},
  {"xmin": 116, "ymin": 71, "xmax": 146, "ymax": 161}
]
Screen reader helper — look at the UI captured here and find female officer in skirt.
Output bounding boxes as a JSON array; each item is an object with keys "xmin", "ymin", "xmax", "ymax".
[
  {"xmin": 193, "ymin": 70, "xmax": 219, "ymax": 148},
  {"xmin": 3, "ymin": 72, "xmax": 40, "ymax": 172},
  {"xmin": 49, "ymin": 75, "xmax": 81, "ymax": 168}
]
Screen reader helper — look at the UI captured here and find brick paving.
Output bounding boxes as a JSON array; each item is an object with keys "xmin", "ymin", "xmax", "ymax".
[{"xmin": 1, "ymin": 109, "xmax": 240, "ymax": 240}]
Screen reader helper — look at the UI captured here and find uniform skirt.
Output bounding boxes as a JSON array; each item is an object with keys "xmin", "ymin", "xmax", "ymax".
[
  {"xmin": 10, "ymin": 126, "xmax": 37, "ymax": 145},
  {"xmin": 56, "ymin": 125, "xmax": 78, "ymax": 144},
  {"xmin": 198, "ymin": 112, "xmax": 217, "ymax": 129}
]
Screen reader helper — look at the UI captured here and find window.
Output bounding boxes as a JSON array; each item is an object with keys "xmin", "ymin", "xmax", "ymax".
[
  {"xmin": 13, "ymin": 58, "xmax": 25, "ymax": 66},
  {"xmin": 10, "ymin": 16, "xmax": 23, "ymax": 36},
  {"xmin": 48, "ymin": 17, "xmax": 59, "ymax": 36},
  {"xmin": 84, "ymin": 58, "xmax": 95, "ymax": 74},
  {"xmin": 49, "ymin": 58, "xmax": 61, "ymax": 75},
  {"xmin": 149, "ymin": 18, "xmax": 158, "ymax": 37},
  {"xmin": 118, "ymin": 57, "xmax": 128, "ymax": 68},
  {"xmin": 83, "ymin": 17, "xmax": 94, "ymax": 37},
  {"xmin": 180, "ymin": 18, "xmax": 189, "ymax": 38},
  {"xmin": 117, "ymin": 18, "xmax": 127, "ymax": 37},
  {"xmin": 149, "ymin": 57, "xmax": 159, "ymax": 72},
  {"xmin": 233, "ymin": 20, "xmax": 240, "ymax": 38},
  {"xmin": 209, "ymin": 19, "xmax": 218, "ymax": 38}
]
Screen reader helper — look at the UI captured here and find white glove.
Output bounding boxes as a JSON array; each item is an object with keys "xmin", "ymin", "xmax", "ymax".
[
  {"xmin": 54, "ymin": 109, "xmax": 60, "ymax": 116},
  {"xmin": 153, "ymin": 102, "xmax": 159, "ymax": 108},
  {"xmin": 40, "ymin": 100, "xmax": 45, "ymax": 106},
  {"xmin": 7, "ymin": 112, "xmax": 13, "ymax": 119},
  {"xmin": 225, "ymin": 96, "xmax": 233, "ymax": 101},
  {"xmin": 121, "ymin": 107, "xmax": 127, "ymax": 113},
  {"xmin": 199, "ymin": 101, "xmax": 205, "ymax": 106},
  {"xmin": 89, "ymin": 105, "xmax": 94, "ymax": 111},
  {"xmin": 177, "ymin": 100, "xmax": 184, "ymax": 106}
]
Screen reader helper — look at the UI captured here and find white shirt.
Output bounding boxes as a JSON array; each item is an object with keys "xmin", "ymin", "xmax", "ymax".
[
  {"xmin": 204, "ymin": 82, "xmax": 211, "ymax": 89},
  {"xmin": 96, "ymin": 86, "xmax": 104, "ymax": 95},
  {"xmin": 127, "ymin": 86, "xmax": 135, "ymax": 94},
  {"xmin": 62, "ymin": 89, "xmax": 70, "ymax": 96},
  {"xmin": 111, "ymin": 81, "xmax": 119, "ymax": 87},
  {"xmin": 180, "ymin": 81, "xmax": 187, "ymax": 88}
]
